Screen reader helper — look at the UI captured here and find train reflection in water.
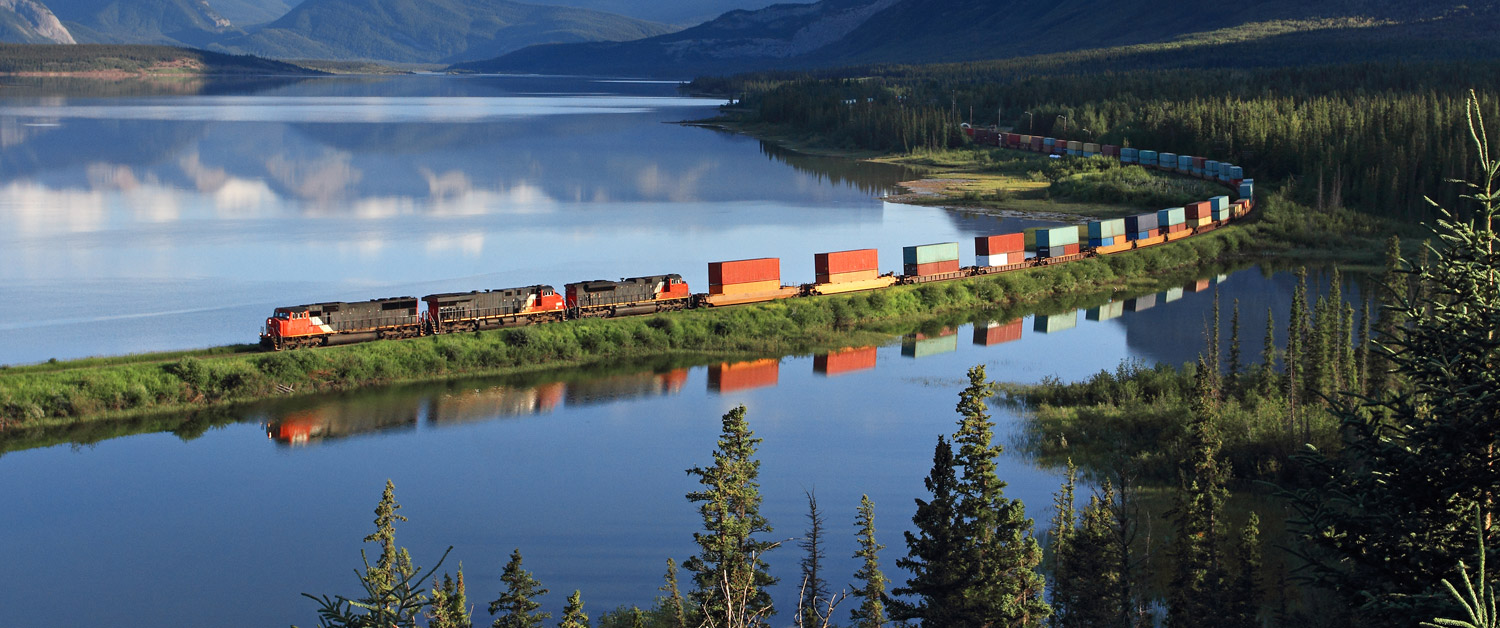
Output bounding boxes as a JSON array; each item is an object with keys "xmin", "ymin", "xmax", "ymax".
[{"xmin": 266, "ymin": 273, "xmax": 1232, "ymax": 445}]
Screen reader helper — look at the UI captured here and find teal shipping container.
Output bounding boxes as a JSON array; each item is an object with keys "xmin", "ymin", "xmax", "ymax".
[
  {"xmin": 1239, "ymin": 183, "xmax": 1254, "ymax": 198},
  {"xmin": 1230, "ymin": 166, "xmax": 1244, "ymax": 180},
  {"xmin": 901, "ymin": 333, "xmax": 958, "ymax": 358},
  {"xmin": 1140, "ymin": 150, "xmax": 1158, "ymax": 164},
  {"xmin": 903, "ymin": 242, "xmax": 959, "ymax": 265},
  {"xmin": 1121, "ymin": 148, "xmax": 1139, "ymax": 163},
  {"xmin": 1160, "ymin": 152, "xmax": 1177, "ymax": 169},
  {"xmin": 1161, "ymin": 287, "xmax": 1184, "ymax": 303},
  {"xmin": 1218, "ymin": 163, "xmax": 1232, "ymax": 181},
  {"xmin": 1088, "ymin": 218, "xmax": 1125, "ymax": 240},
  {"xmin": 1177, "ymin": 154, "xmax": 1193, "ymax": 171},
  {"xmin": 1036, "ymin": 226, "xmax": 1080, "ymax": 248},
  {"xmin": 1086, "ymin": 301, "xmax": 1125, "ymax": 321},
  {"xmin": 1211, "ymin": 196, "xmax": 1230, "ymax": 211},
  {"xmin": 1157, "ymin": 207, "xmax": 1186, "ymax": 226},
  {"xmin": 1206, "ymin": 160, "xmax": 1219, "ymax": 176}
]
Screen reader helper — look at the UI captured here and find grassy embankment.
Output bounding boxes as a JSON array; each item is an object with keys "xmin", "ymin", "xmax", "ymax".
[
  {"xmin": 0, "ymin": 219, "xmax": 1260, "ymax": 437},
  {"xmin": 0, "ymin": 44, "xmax": 319, "ymax": 76}
]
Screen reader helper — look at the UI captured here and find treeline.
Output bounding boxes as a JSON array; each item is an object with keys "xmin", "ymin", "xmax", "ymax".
[
  {"xmin": 706, "ymin": 59, "xmax": 1500, "ymax": 224},
  {"xmin": 0, "ymin": 44, "xmax": 312, "ymax": 75}
]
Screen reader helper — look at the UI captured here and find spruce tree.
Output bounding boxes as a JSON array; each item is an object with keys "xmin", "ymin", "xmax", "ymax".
[
  {"xmin": 799, "ymin": 489, "xmax": 829, "ymax": 628},
  {"xmin": 1047, "ymin": 461, "xmax": 1078, "ymax": 628},
  {"xmin": 1287, "ymin": 268, "xmax": 1309, "ymax": 438},
  {"xmin": 1228, "ymin": 299, "xmax": 1243, "ymax": 397},
  {"xmin": 429, "ymin": 567, "xmax": 474, "ymax": 628},
  {"xmin": 559, "ymin": 591, "xmax": 588, "ymax": 628},
  {"xmin": 1260, "ymin": 307, "xmax": 1278, "ymax": 398},
  {"xmin": 366, "ymin": 479, "xmax": 411, "ymax": 609},
  {"xmin": 1288, "ymin": 92, "xmax": 1500, "ymax": 627},
  {"xmin": 1060, "ymin": 483, "xmax": 1126, "ymax": 628},
  {"xmin": 1166, "ymin": 360, "xmax": 1230, "ymax": 628},
  {"xmin": 850, "ymin": 495, "xmax": 887, "ymax": 628},
  {"xmin": 1372, "ymin": 234, "xmax": 1407, "ymax": 393},
  {"xmin": 1357, "ymin": 300, "xmax": 1372, "ymax": 395},
  {"xmin": 660, "ymin": 559, "xmax": 688, "ymax": 628},
  {"xmin": 890, "ymin": 437, "xmax": 966, "ymax": 626},
  {"xmin": 1225, "ymin": 513, "xmax": 1263, "ymax": 628},
  {"xmin": 490, "ymin": 549, "xmax": 550, "ymax": 628},
  {"xmin": 684, "ymin": 404, "xmax": 777, "ymax": 628}
]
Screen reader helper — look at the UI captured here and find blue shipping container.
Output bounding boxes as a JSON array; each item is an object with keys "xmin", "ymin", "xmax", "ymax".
[{"xmin": 1121, "ymin": 148, "xmax": 1139, "ymax": 163}]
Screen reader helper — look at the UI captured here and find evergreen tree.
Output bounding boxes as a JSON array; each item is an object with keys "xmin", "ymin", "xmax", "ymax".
[
  {"xmin": 1288, "ymin": 92, "xmax": 1500, "ymax": 628},
  {"xmin": 1357, "ymin": 300, "xmax": 1372, "ymax": 395},
  {"xmin": 366, "ymin": 479, "xmax": 412, "ymax": 608},
  {"xmin": 1047, "ymin": 461, "xmax": 1079, "ymax": 628},
  {"xmin": 799, "ymin": 489, "xmax": 830, "ymax": 628},
  {"xmin": 1225, "ymin": 513, "xmax": 1263, "ymax": 628},
  {"xmin": 1206, "ymin": 290, "xmax": 1223, "ymax": 399},
  {"xmin": 1166, "ymin": 360, "xmax": 1230, "ymax": 627},
  {"xmin": 1260, "ymin": 307, "xmax": 1278, "ymax": 398},
  {"xmin": 559, "ymin": 591, "xmax": 588, "ymax": 628},
  {"xmin": 684, "ymin": 404, "xmax": 777, "ymax": 628},
  {"xmin": 660, "ymin": 559, "xmax": 688, "ymax": 628},
  {"xmin": 850, "ymin": 495, "xmax": 888, "ymax": 628},
  {"xmin": 429, "ymin": 567, "xmax": 474, "ymax": 628},
  {"xmin": 490, "ymin": 549, "xmax": 550, "ymax": 628},
  {"xmin": 1287, "ymin": 267, "xmax": 1310, "ymax": 439},
  {"xmin": 1060, "ymin": 483, "xmax": 1126, "ymax": 628},
  {"xmin": 890, "ymin": 437, "xmax": 967, "ymax": 626},
  {"xmin": 1371, "ymin": 234, "xmax": 1407, "ymax": 392},
  {"xmin": 1340, "ymin": 301, "xmax": 1358, "ymax": 392},
  {"xmin": 1228, "ymin": 299, "xmax": 1243, "ymax": 396}
]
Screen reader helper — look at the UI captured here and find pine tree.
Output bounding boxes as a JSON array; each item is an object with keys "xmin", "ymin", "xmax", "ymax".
[
  {"xmin": 890, "ymin": 437, "xmax": 966, "ymax": 626},
  {"xmin": 1225, "ymin": 513, "xmax": 1263, "ymax": 628},
  {"xmin": 490, "ymin": 549, "xmax": 550, "ymax": 628},
  {"xmin": 1287, "ymin": 268, "xmax": 1309, "ymax": 439},
  {"xmin": 1371, "ymin": 234, "xmax": 1407, "ymax": 392},
  {"xmin": 1228, "ymin": 299, "xmax": 1243, "ymax": 397},
  {"xmin": 1166, "ymin": 361, "xmax": 1230, "ymax": 628},
  {"xmin": 1260, "ymin": 307, "xmax": 1278, "ymax": 398},
  {"xmin": 799, "ymin": 489, "xmax": 829, "ymax": 628},
  {"xmin": 850, "ymin": 495, "xmax": 888, "ymax": 628},
  {"xmin": 429, "ymin": 567, "xmax": 474, "ymax": 628},
  {"xmin": 366, "ymin": 479, "xmax": 411, "ymax": 609},
  {"xmin": 684, "ymin": 404, "xmax": 777, "ymax": 628},
  {"xmin": 660, "ymin": 559, "xmax": 688, "ymax": 628},
  {"xmin": 1357, "ymin": 300, "xmax": 1372, "ymax": 394},
  {"xmin": 1060, "ymin": 483, "xmax": 1126, "ymax": 628},
  {"xmin": 559, "ymin": 591, "xmax": 588, "ymax": 628},
  {"xmin": 1047, "ymin": 461, "xmax": 1078, "ymax": 628}
]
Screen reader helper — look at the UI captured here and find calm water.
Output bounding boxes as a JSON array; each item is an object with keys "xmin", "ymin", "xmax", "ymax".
[{"xmin": 0, "ymin": 76, "xmax": 1365, "ymax": 628}]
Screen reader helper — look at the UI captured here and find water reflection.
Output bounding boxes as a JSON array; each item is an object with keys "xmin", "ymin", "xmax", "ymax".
[
  {"xmin": 902, "ymin": 328, "xmax": 959, "ymax": 358},
  {"xmin": 427, "ymin": 381, "xmax": 566, "ymax": 426},
  {"xmin": 973, "ymin": 319, "xmax": 1024, "ymax": 346},
  {"xmin": 265, "ymin": 396, "xmax": 419, "ymax": 446},
  {"xmin": 565, "ymin": 368, "xmax": 689, "ymax": 406},
  {"xmin": 708, "ymin": 359, "xmax": 780, "ymax": 393},
  {"xmin": 813, "ymin": 346, "xmax": 878, "ymax": 376}
]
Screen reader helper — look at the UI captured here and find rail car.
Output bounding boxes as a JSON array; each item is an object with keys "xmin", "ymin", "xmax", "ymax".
[{"xmin": 259, "ymin": 128, "xmax": 1258, "ymax": 351}]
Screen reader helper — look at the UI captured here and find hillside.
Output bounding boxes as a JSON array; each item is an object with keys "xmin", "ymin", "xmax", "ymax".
[
  {"xmin": 459, "ymin": 0, "xmax": 1500, "ymax": 76},
  {"xmin": 211, "ymin": 0, "xmax": 677, "ymax": 63},
  {"xmin": 0, "ymin": 43, "xmax": 317, "ymax": 74},
  {"xmin": 0, "ymin": 0, "xmax": 74, "ymax": 43},
  {"xmin": 43, "ymin": 0, "xmax": 237, "ymax": 46}
]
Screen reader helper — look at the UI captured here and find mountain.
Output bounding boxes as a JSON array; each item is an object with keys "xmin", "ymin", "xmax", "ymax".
[
  {"xmin": 205, "ymin": 0, "xmax": 293, "ymax": 27},
  {"xmin": 211, "ymin": 0, "xmax": 677, "ymax": 63},
  {"xmin": 516, "ymin": 0, "xmax": 784, "ymax": 28},
  {"xmin": 0, "ymin": 0, "xmax": 75, "ymax": 43},
  {"xmin": 44, "ymin": 0, "xmax": 236, "ymax": 46},
  {"xmin": 458, "ymin": 0, "xmax": 1498, "ymax": 77}
]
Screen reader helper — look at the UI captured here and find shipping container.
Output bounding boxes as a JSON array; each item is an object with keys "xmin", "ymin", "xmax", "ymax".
[
  {"xmin": 1218, "ymin": 163, "xmax": 1232, "ymax": 182},
  {"xmin": 1230, "ymin": 166, "xmax": 1243, "ymax": 180},
  {"xmin": 1160, "ymin": 152, "xmax": 1177, "ymax": 169},
  {"xmin": 1086, "ymin": 301, "xmax": 1126, "ymax": 321},
  {"xmin": 1067, "ymin": 140, "xmax": 1082, "ymax": 152},
  {"xmin": 904, "ymin": 260, "xmax": 962, "ymax": 276},
  {"xmin": 976, "ymin": 253, "xmax": 1018, "ymax": 268},
  {"xmin": 1088, "ymin": 218, "xmax": 1126, "ymax": 240},
  {"xmin": 973, "ymin": 319, "xmax": 1023, "ymax": 346},
  {"xmin": 1083, "ymin": 142, "xmax": 1100, "ymax": 155},
  {"xmin": 903, "ymin": 242, "xmax": 960, "ymax": 265},
  {"xmin": 1125, "ymin": 213, "xmax": 1159, "ymax": 236},
  {"xmin": 1157, "ymin": 207, "xmax": 1186, "ymax": 226},
  {"xmin": 1102, "ymin": 145, "xmax": 1120, "ymax": 158},
  {"xmin": 1126, "ymin": 294, "xmax": 1157, "ymax": 312},
  {"xmin": 1186, "ymin": 201, "xmax": 1213, "ymax": 219},
  {"xmin": 1211, "ymin": 196, "xmax": 1230, "ymax": 211},
  {"xmin": 1034, "ymin": 311, "xmax": 1078, "ymax": 333},
  {"xmin": 1035, "ymin": 226, "xmax": 1080, "ymax": 248},
  {"xmin": 815, "ymin": 248, "xmax": 879, "ymax": 276},
  {"xmin": 1193, "ymin": 156, "xmax": 1207, "ymax": 169},
  {"xmin": 975, "ymin": 233, "xmax": 1025, "ymax": 256},
  {"xmin": 709, "ymin": 258, "xmax": 779, "ymax": 286},
  {"xmin": 1121, "ymin": 147, "xmax": 1139, "ymax": 163},
  {"xmin": 1140, "ymin": 150, "xmax": 1158, "ymax": 165},
  {"xmin": 1178, "ymin": 154, "xmax": 1194, "ymax": 172},
  {"xmin": 1030, "ymin": 137, "xmax": 1044, "ymax": 151},
  {"xmin": 814, "ymin": 346, "xmax": 877, "ymax": 376},
  {"xmin": 1239, "ymin": 183, "xmax": 1254, "ymax": 199},
  {"xmin": 709, "ymin": 279, "xmax": 782, "ymax": 296},
  {"xmin": 1053, "ymin": 143, "xmax": 1068, "ymax": 155},
  {"xmin": 1019, "ymin": 134, "xmax": 1032, "ymax": 145},
  {"xmin": 708, "ymin": 359, "xmax": 780, "ymax": 393},
  {"xmin": 1038, "ymin": 243, "xmax": 1080, "ymax": 258},
  {"xmin": 1161, "ymin": 287, "xmax": 1184, "ymax": 303},
  {"xmin": 816, "ymin": 269, "xmax": 880, "ymax": 285},
  {"xmin": 901, "ymin": 330, "xmax": 958, "ymax": 358},
  {"xmin": 1205, "ymin": 160, "xmax": 1219, "ymax": 177},
  {"xmin": 1043, "ymin": 137, "xmax": 1055, "ymax": 147}
]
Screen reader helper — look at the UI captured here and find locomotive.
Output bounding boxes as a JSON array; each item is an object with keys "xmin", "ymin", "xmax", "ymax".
[{"xmin": 260, "ymin": 129, "xmax": 1255, "ymax": 351}]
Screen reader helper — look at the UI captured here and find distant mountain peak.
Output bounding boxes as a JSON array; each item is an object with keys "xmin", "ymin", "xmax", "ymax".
[{"xmin": 0, "ymin": 0, "xmax": 76, "ymax": 43}]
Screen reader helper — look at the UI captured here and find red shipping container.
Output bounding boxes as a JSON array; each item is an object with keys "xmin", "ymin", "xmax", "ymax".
[
  {"xmin": 1064, "ymin": 243, "xmax": 1080, "ymax": 255},
  {"xmin": 904, "ymin": 260, "xmax": 962, "ymax": 276},
  {"xmin": 1169, "ymin": 224, "xmax": 1188, "ymax": 233},
  {"xmin": 1186, "ymin": 201, "xmax": 1213, "ymax": 219},
  {"xmin": 815, "ymin": 249, "xmax": 879, "ymax": 275},
  {"xmin": 1193, "ymin": 156, "xmax": 1207, "ymax": 169},
  {"xmin": 1030, "ymin": 137, "xmax": 1043, "ymax": 151},
  {"xmin": 709, "ymin": 258, "xmax": 780, "ymax": 285},
  {"xmin": 974, "ymin": 320, "xmax": 1023, "ymax": 346},
  {"xmin": 814, "ymin": 346, "xmax": 878, "ymax": 376},
  {"xmin": 709, "ymin": 359, "xmax": 780, "ymax": 392},
  {"xmin": 975, "ymin": 233, "xmax": 1025, "ymax": 256},
  {"xmin": 1102, "ymin": 145, "xmax": 1120, "ymax": 157}
]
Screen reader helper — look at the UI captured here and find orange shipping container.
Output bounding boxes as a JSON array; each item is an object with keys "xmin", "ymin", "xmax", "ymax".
[
  {"xmin": 709, "ymin": 359, "xmax": 780, "ymax": 392},
  {"xmin": 709, "ymin": 279, "xmax": 782, "ymax": 296},
  {"xmin": 817, "ymin": 269, "xmax": 880, "ymax": 284},
  {"xmin": 1186, "ymin": 279, "xmax": 1212, "ymax": 293},
  {"xmin": 815, "ymin": 249, "xmax": 879, "ymax": 275},
  {"xmin": 1186, "ymin": 201, "xmax": 1213, "ymax": 219},
  {"xmin": 814, "ymin": 346, "xmax": 878, "ymax": 376},
  {"xmin": 975, "ymin": 233, "xmax": 1025, "ymax": 256},
  {"xmin": 709, "ymin": 258, "xmax": 780, "ymax": 285},
  {"xmin": 974, "ymin": 320, "xmax": 1023, "ymax": 346}
]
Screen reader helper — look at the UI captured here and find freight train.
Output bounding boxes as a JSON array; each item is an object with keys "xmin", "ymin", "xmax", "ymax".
[{"xmin": 259, "ymin": 130, "xmax": 1255, "ymax": 351}]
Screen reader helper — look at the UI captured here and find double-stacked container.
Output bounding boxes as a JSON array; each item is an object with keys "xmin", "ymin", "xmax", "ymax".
[
  {"xmin": 1158, "ymin": 207, "xmax": 1187, "ymax": 234},
  {"xmin": 1210, "ymin": 195, "xmax": 1231, "ymax": 222},
  {"xmin": 1140, "ymin": 150, "xmax": 1159, "ymax": 168},
  {"xmin": 1233, "ymin": 199, "xmax": 1251, "ymax": 218},
  {"xmin": 1083, "ymin": 142, "xmax": 1100, "ymax": 157},
  {"xmin": 1019, "ymin": 134, "xmax": 1032, "ymax": 148},
  {"xmin": 1030, "ymin": 136, "xmax": 1044, "ymax": 151},
  {"xmin": 1034, "ymin": 310, "xmax": 1078, "ymax": 334},
  {"xmin": 1159, "ymin": 152, "xmax": 1177, "ymax": 170},
  {"xmin": 709, "ymin": 258, "xmax": 782, "ymax": 296},
  {"xmin": 1205, "ymin": 160, "xmax": 1220, "ymax": 179},
  {"xmin": 815, "ymin": 249, "xmax": 879, "ymax": 284},
  {"xmin": 976, "ymin": 233, "xmax": 1025, "ymax": 268},
  {"xmin": 903, "ymin": 242, "xmax": 961, "ymax": 277},
  {"xmin": 1217, "ymin": 163, "xmax": 1233, "ymax": 182},
  {"xmin": 1088, "ymin": 218, "xmax": 1126, "ymax": 248},
  {"xmin": 1035, "ymin": 226, "xmax": 1081, "ymax": 258},
  {"xmin": 1042, "ymin": 137, "xmax": 1056, "ymax": 151},
  {"xmin": 1126, "ymin": 293, "xmax": 1157, "ymax": 312},
  {"xmin": 973, "ymin": 319, "xmax": 1023, "ymax": 346},
  {"xmin": 1186, "ymin": 201, "xmax": 1214, "ymax": 228},
  {"xmin": 814, "ymin": 346, "xmax": 877, "ymax": 376},
  {"xmin": 1121, "ymin": 147, "xmax": 1139, "ymax": 164},
  {"xmin": 1067, "ymin": 140, "xmax": 1083, "ymax": 156},
  {"xmin": 1192, "ymin": 156, "xmax": 1207, "ymax": 177},
  {"xmin": 1102, "ymin": 145, "xmax": 1120, "ymax": 158},
  {"xmin": 1086, "ymin": 301, "xmax": 1125, "ymax": 321},
  {"xmin": 1229, "ymin": 166, "xmax": 1244, "ymax": 184},
  {"xmin": 902, "ymin": 330, "xmax": 958, "ymax": 357},
  {"xmin": 1125, "ymin": 213, "xmax": 1160, "ymax": 240},
  {"xmin": 1177, "ymin": 154, "xmax": 1194, "ymax": 174},
  {"xmin": 1052, "ymin": 141, "xmax": 1067, "ymax": 155},
  {"xmin": 1238, "ymin": 181, "xmax": 1254, "ymax": 202}
]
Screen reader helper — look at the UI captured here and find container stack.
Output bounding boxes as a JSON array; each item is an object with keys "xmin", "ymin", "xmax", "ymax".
[
  {"xmin": 1186, "ymin": 201, "xmax": 1214, "ymax": 228},
  {"xmin": 1186, "ymin": 278, "xmax": 1212, "ymax": 293},
  {"xmin": 1052, "ymin": 141, "xmax": 1067, "ymax": 155},
  {"xmin": 975, "ymin": 233, "xmax": 1025, "ymax": 268},
  {"xmin": 1233, "ymin": 199, "xmax": 1251, "ymax": 218},
  {"xmin": 709, "ymin": 258, "xmax": 782, "ymax": 296},
  {"xmin": 1217, "ymin": 163, "xmax": 1233, "ymax": 183},
  {"xmin": 815, "ymin": 249, "xmax": 879, "ymax": 284},
  {"xmin": 1229, "ymin": 166, "xmax": 1244, "ymax": 184},
  {"xmin": 1067, "ymin": 140, "xmax": 1082, "ymax": 156},
  {"xmin": 1102, "ymin": 145, "xmax": 1120, "ymax": 158},
  {"xmin": 1034, "ymin": 311, "xmax": 1078, "ymax": 334},
  {"xmin": 1125, "ymin": 213, "xmax": 1160, "ymax": 240},
  {"xmin": 1238, "ymin": 181, "xmax": 1253, "ymax": 200},
  {"xmin": 1035, "ymin": 226, "xmax": 1081, "ymax": 258},
  {"xmin": 814, "ymin": 346, "xmax": 877, "ymax": 376},
  {"xmin": 1042, "ymin": 137, "xmax": 1055, "ymax": 151},
  {"xmin": 973, "ymin": 319, "xmax": 1023, "ymax": 346},
  {"xmin": 902, "ymin": 330, "xmax": 958, "ymax": 357},
  {"xmin": 1031, "ymin": 136, "xmax": 1044, "ymax": 151},
  {"xmin": 1083, "ymin": 142, "xmax": 1100, "ymax": 157},
  {"xmin": 708, "ymin": 359, "xmax": 780, "ymax": 393},
  {"xmin": 1121, "ymin": 148, "xmax": 1139, "ymax": 164},
  {"xmin": 1191, "ymin": 156, "xmax": 1206, "ymax": 177},
  {"xmin": 1140, "ymin": 150, "xmax": 1158, "ymax": 167},
  {"xmin": 1210, "ymin": 195, "xmax": 1231, "ymax": 222},
  {"xmin": 1157, "ymin": 207, "xmax": 1187, "ymax": 234},
  {"xmin": 1126, "ymin": 293, "xmax": 1157, "ymax": 312},
  {"xmin": 1088, "ymin": 218, "xmax": 1126, "ymax": 248},
  {"xmin": 1086, "ymin": 301, "xmax": 1125, "ymax": 321},
  {"xmin": 1177, "ymin": 154, "xmax": 1193, "ymax": 174},
  {"xmin": 903, "ymin": 242, "xmax": 961, "ymax": 276},
  {"xmin": 1160, "ymin": 152, "xmax": 1177, "ymax": 170},
  {"xmin": 1161, "ymin": 287, "xmax": 1184, "ymax": 303},
  {"xmin": 1206, "ymin": 160, "xmax": 1220, "ymax": 178}
]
